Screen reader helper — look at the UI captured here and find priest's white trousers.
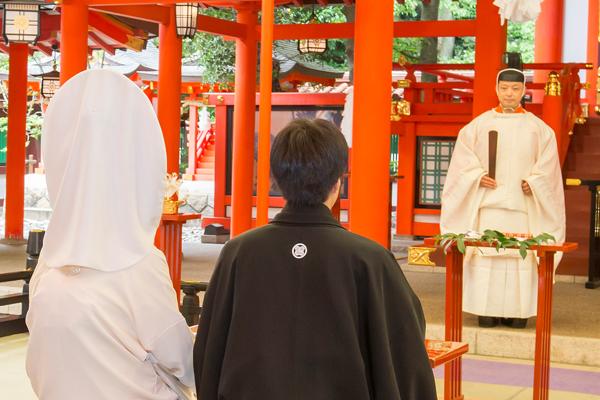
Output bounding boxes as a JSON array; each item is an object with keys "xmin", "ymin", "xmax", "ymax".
[{"xmin": 463, "ymin": 208, "xmax": 538, "ymax": 318}]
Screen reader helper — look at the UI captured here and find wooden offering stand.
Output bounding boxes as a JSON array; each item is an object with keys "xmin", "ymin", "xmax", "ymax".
[
  {"xmin": 155, "ymin": 213, "xmax": 202, "ymax": 302},
  {"xmin": 423, "ymin": 238, "xmax": 577, "ymax": 400}
]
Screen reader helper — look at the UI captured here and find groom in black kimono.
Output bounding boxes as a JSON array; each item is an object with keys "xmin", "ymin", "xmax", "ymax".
[{"xmin": 194, "ymin": 119, "xmax": 437, "ymax": 400}]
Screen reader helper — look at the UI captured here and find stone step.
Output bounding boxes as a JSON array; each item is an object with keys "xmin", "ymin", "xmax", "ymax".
[
  {"xmin": 194, "ymin": 173, "xmax": 214, "ymax": 181},
  {"xmin": 201, "ymin": 155, "xmax": 215, "ymax": 163},
  {"xmin": 197, "ymin": 161, "xmax": 214, "ymax": 169},
  {"xmin": 195, "ymin": 168, "xmax": 213, "ymax": 175}
]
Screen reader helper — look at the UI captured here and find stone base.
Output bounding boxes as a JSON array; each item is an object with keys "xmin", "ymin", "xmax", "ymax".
[
  {"xmin": 0, "ymin": 238, "xmax": 27, "ymax": 246},
  {"xmin": 201, "ymin": 234, "xmax": 229, "ymax": 244}
]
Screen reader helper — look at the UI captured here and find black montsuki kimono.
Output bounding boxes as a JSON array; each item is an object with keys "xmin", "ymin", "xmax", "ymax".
[{"xmin": 193, "ymin": 204, "xmax": 437, "ymax": 400}]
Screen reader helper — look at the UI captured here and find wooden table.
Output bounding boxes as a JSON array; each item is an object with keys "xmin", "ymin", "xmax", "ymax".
[
  {"xmin": 426, "ymin": 339, "xmax": 469, "ymax": 369},
  {"xmin": 423, "ymin": 239, "xmax": 577, "ymax": 400},
  {"xmin": 155, "ymin": 213, "xmax": 202, "ymax": 302}
]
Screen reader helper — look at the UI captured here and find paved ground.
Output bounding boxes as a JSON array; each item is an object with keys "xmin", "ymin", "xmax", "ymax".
[{"xmin": 2, "ymin": 333, "xmax": 599, "ymax": 399}]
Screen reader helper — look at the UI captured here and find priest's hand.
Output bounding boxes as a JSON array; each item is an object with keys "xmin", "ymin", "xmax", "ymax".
[
  {"xmin": 480, "ymin": 175, "xmax": 497, "ymax": 189},
  {"xmin": 522, "ymin": 180, "xmax": 532, "ymax": 195}
]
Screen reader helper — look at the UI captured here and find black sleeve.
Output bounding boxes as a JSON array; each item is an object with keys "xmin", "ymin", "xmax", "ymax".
[
  {"xmin": 365, "ymin": 252, "xmax": 437, "ymax": 400},
  {"xmin": 193, "ymin": 242, "xmax": 237, "ymax": 399}
]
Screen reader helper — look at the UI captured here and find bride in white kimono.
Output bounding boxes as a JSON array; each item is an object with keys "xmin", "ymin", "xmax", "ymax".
[
  {"xmin": 26, "ymin": 69, "xmax": 195, "ymax": 399},
  {"xmin": 440, "ymin": 68, "xmax": 565, "ymax": 328}
]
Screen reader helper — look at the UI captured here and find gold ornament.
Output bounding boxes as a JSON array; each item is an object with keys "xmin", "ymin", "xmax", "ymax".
[
  {"xmin": 408, "ymin": 247, "xmax": 437, "ymax": 266},
  {"xmin": 544, "ymin": 71, "xmax": 561, "ymax": 96}
]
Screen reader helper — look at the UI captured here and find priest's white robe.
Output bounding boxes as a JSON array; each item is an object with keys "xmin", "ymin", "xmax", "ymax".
[{"xmin": 440, "ymin": 109, "xmax": 565, "ymax": 318}]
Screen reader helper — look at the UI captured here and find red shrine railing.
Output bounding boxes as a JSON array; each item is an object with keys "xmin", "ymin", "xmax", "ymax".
[{"xmin": 196, "ymin": 124, "xmax": 215, "ymax": 163}]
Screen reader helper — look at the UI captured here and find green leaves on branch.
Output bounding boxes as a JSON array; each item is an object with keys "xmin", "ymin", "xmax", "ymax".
[{"xmin": 434, "ymin": 230, "xmax": 556, "ymax": 260}]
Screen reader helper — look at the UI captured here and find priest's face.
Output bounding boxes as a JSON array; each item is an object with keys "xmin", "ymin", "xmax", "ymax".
[{"xmin": 497, "ymin": 81, "xmax": 525, "ymax": 110}]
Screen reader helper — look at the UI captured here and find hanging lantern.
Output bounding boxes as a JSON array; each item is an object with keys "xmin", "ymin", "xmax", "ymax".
[
  {"xmin": 41, "ymin": 69, "xmax": 59, "ymax": 99},
  {"xmin": 175, "ymin": 3, "xmax": 199, "ymax": 39},
  {"xmin": 1, "ymin": 1, "xmax": 44, "ymax": 44},
  {"xmin": 298, "ymin": 34, "xmax": 328, "ymax": 55},
  {"xmin": 297, "ymin": 4, "xmax": 328, "ymax": 55}
]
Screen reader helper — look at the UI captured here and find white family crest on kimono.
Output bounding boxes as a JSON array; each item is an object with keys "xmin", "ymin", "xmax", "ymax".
[
  {"xmin": 441, "ymin": 108, "xmax": 565, "ymax": 318},
  {"xmin": 493, "ymin": 0, "xmax": 543, "ymax": 25}
]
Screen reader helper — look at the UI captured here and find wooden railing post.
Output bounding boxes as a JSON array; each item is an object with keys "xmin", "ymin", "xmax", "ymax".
[
  {"xmin": 542, "ymin": 71, "xmax": 566, "ymax": 163},
  {"xmin": 444, "ymin": 246, "xmax": 464, "ymax": 400}
]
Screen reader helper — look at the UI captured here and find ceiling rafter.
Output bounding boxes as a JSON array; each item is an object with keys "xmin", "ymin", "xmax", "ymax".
[
  {"xmin": 89, "ymin": 5, "xmax": 170, "ymax": 25},
  {"xmin": 89, "ymin": 31, "xmax": 117, "ymax": 55}
]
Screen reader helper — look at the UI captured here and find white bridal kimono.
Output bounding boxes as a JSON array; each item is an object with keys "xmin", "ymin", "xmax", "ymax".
[
  {"xmin": 440, "ymin": 108, "xmax": 565, "ymax": 318},
  {"xmin": 26, "ymin": 69, "xmax": 195, "ymax": 399}
]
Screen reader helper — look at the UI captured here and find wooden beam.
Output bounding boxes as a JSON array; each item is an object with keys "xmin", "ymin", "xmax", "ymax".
[
  {"xmin": 34, "ymin": 43, "xmax": 53, "ymax": 56},
  {"xmin": 89, "ymin": 31, "xmax": 116, "ymax": 55},
  {"xmin": 88, "ymin": 11, "xmax": 146, "ymax": 51},
  {"xmin": 89, "ymin": 5, "xmax": 170, "ymax": 25},
  {"xmin": 271, "ymin": 19, "xmax": 476, "ymax": 40},
  {"xmin": 196, "ymin": 14, "xmax": 246, "ymax": 39},
  {"xmin": 316, "ymin": 0, "xmax": 328, "ymax": 5}
]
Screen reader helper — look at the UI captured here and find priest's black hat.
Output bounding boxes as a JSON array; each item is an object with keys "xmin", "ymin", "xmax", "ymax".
[{"xmin": 497, "ymin": 68, "xmax": 525, "ymax": 83}]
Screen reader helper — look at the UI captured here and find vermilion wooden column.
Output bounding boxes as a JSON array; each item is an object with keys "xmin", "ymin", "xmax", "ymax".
[
  {"xmin": 155, "ymin": 214, "xmax": 201, "ymax": 302},
  {"xmin": 395, "ymin": 122, "xmax": 416, "ymax": 235},
  {"xmin": 472, "ymin": 0, "xmax": 507, "ymax": 117},
  {"xmin": 587, "ymin": 0, "xmax": 599, "ymax": 115},
  {"xmin": 533, "ymin": 0, "xmax": 564, "ymax": 102},
  {"xmin": 157, "ymin": 5, "xmax": 183, "ymax": 174},
  {"xmin": 4, "ymin": 43, "xmax": 28, "ymax": 241},
  {"xmin": 60, "ymin": 1, "xmax": 88, "ymax": 84},
  {"xmin": 542, "ymin": 74, "xmax": 564, "ymax": 162},
  {"xmin": 230, "ymin": 8, "xmax": 258, "ymax": 237},
  {"xmin": 350, "ymin": 0, "xmax": 394, "ymax": 247},
  {"xmin": 184, "ymin": 97, "xmax": 198, "ymax": 179},
  {"xmin": 444, "ymin": 247, "xmax": 464, "ymax": 400},
  {"xmin": 256, "ymin": 0, "xmax": 274, "ymax": 227}
]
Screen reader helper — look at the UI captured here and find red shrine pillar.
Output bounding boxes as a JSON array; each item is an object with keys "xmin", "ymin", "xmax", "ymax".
[
  {"xmin": 533, "ymin": 0, "xmax": 564, "ymax": 103},
  {"xmin": 60, "ymin": 0, "xmax": 88, "ymax": 84},
  {"xmin": 184, "ymin": 96, "xmax": 198, "ymax": 180},
  {"xmin": 230, "ymin": 7, "xmax": 258, "ymax": 237},
  {"xmin": 157, "ymin": 5, "xmax": 183, "ymax": 175},
  {"xmin": 587, "ymin": 0, "xmax": 599, "ymax": 115},
  {"xmin": 350, "ymin": 0, "xmax": 394, "ymax": 247},
  {"xmin": 256, "ymin": 0, "xmax": 274, "ymax": 227},
  {"xmin": 3, "ymin": 43, "xmax": 28, "ymax": 241},
  {"xmin": 472, "ymin": 0, "xmax": 507, "ymax": 117}
]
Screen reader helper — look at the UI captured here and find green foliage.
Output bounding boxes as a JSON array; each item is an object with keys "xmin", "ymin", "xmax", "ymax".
[
  {"xmin": 434, "ymin": 230, "xmax": 556, "ymax": 260},
  {"xmin": 507, "ymin": 21, "xmax": 535, "ymax": 63},
  {"xmin": 181, "ymin": 7, "xmax": 237, "ymax": 84},
  {"xmin": 0, "ymin": 53, "xmax": 8, "ymax": 71},
  {"xmin": 180, "ymin": 1, "xmax": 536, "ymax": 83}
]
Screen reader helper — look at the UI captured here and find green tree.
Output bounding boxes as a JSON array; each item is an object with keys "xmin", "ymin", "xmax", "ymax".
[{"xmin": 181, "ymin": 1, "xmax": 536, "ymax": 82}]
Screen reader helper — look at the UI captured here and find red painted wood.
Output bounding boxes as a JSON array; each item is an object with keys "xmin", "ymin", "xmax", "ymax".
[
  {"xmin": 155, "ymin": 213, "xmax": 201, "ymax": 303},
  {"xmin": 423, "ymin": 240, "xmax": 578, "ymax": 400},
  {"xmin": 444, "ymin": 247, "xmax": 464, "ymax": 400},
  {"xmin": 4, "ymin": 43, "xmax": 28, "ymax": 240},
  {"xmin": 157, "ymin": 6, "xmax": 182, "ymax": 175},
  {"xmin": 396, "ymin": 123, "xmax": 416, "ymax": 235},
  {"xmin": 426, "ymin": 340, "xmax": 468, "ymax": 369},
  {"xmin": 214, "ymin": 105, "xmax": 228, "ymax": 218}
]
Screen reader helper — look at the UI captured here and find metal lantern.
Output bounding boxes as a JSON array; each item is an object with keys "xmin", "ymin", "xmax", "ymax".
[
  {"xmin": 41, "ymin": 69, "xmax": 60, "ymax": 99},
  {"xmin": 297, "ymin": 4, "xmax": 328, "ymax": 55},
  {"xmin": 298, "ymin": 32, "xmax": 328, "ymax": 55},
  {"xmin": 175, "ymin": 3, "xmax": 199, "ymax": 39},
  {"xmin": 1, "ymin": 1, "xmax": 44, "ymax": 44}
]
